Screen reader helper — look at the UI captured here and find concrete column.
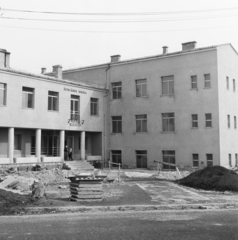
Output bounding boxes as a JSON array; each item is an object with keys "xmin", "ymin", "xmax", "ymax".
[
  {"xmin": 80, "ymin": 131, "xmax": 85, "ymax": 160},
  {"xmin": 8, "ymin": 127, "xmax": 14, "ymax": 163},
  {"xmin": 60, "ymin": 130, "xmax": 65, "ymax": 161},
  {"xmin": 36, "ymin": 129, "xmax": 41, "ymax": 162}
]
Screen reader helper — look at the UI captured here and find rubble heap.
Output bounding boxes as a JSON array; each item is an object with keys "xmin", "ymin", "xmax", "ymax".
[{"xmin": 177, "ymin": 166, "xmax": 238, "ymax": 192}]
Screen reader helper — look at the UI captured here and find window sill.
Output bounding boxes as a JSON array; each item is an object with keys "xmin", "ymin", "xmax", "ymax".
[
  {"xmin": 205, "ymin": 127, "xmax": 212, "ymax": 129},
  {"xmin": 190, "ymin": 88, "xmax": 198, "ymax": 91},
  {"xmin": 134, "ymin": 132, "xmax": 148, "ymax": 134},
  {"xmin": 22, "ymin": 107, "xmax": 34, "ymax": 110},
  {"xmin": 0, "ymin": 105, "xmax": 6, "ymax": 107},
  {"xmin": 160, "ymin": 94, "xmax": 175, "ymax": 98},
  {"xmin": 111, "ymin": 98, "xmax": 122, "ymax": 101},
  {"xmin": 134, "ymin": 96, "xmax": 148, "ymax": 99},
  {"xmin": 90, "ymin": 115, "xmax": 99, "ymax": 117},
  {"xmin": 111, "ymin": 133, "xmax": 122, "ymax": 135},
  {"xmin": 204, "ymin": 87, "xmax": 211, "ymax": 89},
  {"xmin": 48, "ymin": 110, "xmax": 59, "ymax": 113},
  {"xmin": 191, "ymin": 127, "xmax": 198, "ymax": 129}
]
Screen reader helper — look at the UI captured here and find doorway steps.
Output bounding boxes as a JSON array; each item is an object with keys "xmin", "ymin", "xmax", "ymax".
[{"xmin": 63, "ymin": 160, "xmax": 94, "ymax": 171}]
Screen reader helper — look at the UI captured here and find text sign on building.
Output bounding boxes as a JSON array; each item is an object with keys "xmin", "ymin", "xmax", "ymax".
[
  {"xmin": 68, "ymin": 119, "xmax": 85, "ymax": 126},
  {"xmin": 64, "ymin": 87, "xmax": 87, "ymax": 94}
]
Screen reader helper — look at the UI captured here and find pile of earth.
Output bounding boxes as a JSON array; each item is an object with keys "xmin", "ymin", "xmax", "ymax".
[{"xmin": 177, "ymin": 166, "xmax": 238, "ymax": 192}]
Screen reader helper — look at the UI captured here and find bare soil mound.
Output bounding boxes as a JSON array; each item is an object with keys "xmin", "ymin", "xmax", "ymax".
[{"xmin": 177, "ymin": 166, "xmax": 238, "ymax": 192}]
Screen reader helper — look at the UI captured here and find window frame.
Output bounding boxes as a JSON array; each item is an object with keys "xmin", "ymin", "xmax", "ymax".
[
  {"xmin": 228, "ymin": 115, "xmax": 230, "ymax": 128},
  {"xmin": 191, "ymin": 114, "xmax": 198, "ymax": 128},
  {"xmin": 226, "ymin": 76, "xmax": 229, "ymax": 90},
  {"xmin": 136, "ymin": 150, "xmax": 147, "ymax": 168},
  {"xmin": 136, "ymin": 114, "xmax": 147, "ymax": 133},
  {"xmin": 192, "ymin": 154, "xmax": 199, "ymax": 168},
  {"xmin": 0, "ymin": 83, "xmax": 6, "ymax": 106},
  {"xmin": 48, "ymin": 91, "xmax": 59, "ymax": 111},
  {"xmin": 204, "ymin": 74, "xmax": 211, "ymax": 88},
  {"xmin": 234, "ymin": 116, "xmax": 237, "ymax": 129},
  {"xmin": 205, "ymin": 113, "xmax": 212, "ymax": 128},
  {"xmin": 229, "ymin": 154, "xmax": 232, "ymax": 167},
  {"xmin": 233, "ymin": 79, "xmax": 236, "ymax": 92},
  {"xmin": 22, "ymin": 87, "xmax": 34, "ymax": 109},
  {"xmin": 135, "ymin": 79, "xmax": 147, "ymax": 97},
  {"xmin": 90, "ymin": 98, "xmax": 99, "ymax": 116},
  {"xmin": 161, "ymin": 75, "xmax": 174, "ymax": 96},
  {"xmin": 14, "ymin": 134, "xmax": 22, "ymax": 151},
  {"xmin": 191, "ymin": 75, "xmax": 197, "ymax": 90},
  {"xmin": 112, "ymin": 82, "xmax": 122, "ymax": 100},
  {"xmin": 112, "ymin": 116, "xmax": 122, "ymax": 133},
  {"xmin": 162, "ymin": 113, "xmax": 175, "ymax": 132},
  {"xmin": 206, "ymin": 154, "xmax": 213, "ymax": 167},
  {"xmin": 162, "ymin": 150, "xmax": 176, "ymax": 170},
  {"xmin": 70, "ymin": 95, "xmax": 80, "ymax": 121}
]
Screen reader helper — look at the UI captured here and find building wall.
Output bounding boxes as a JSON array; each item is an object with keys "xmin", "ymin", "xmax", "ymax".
[
  {"xmin": 0, "ymin": 70, "xmax": 105, "ymax": 132},
  {"xmin": 63, "ymin": 49, "xmax": 220, "ymax": 169},
  {"xmin": 217, "ymin": 45, "xmax": 238, "ymax": 167}
]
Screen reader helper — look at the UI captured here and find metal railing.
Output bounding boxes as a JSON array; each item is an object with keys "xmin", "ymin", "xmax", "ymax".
[{"xmin": 108, "ymin": 161, "xmax": 121, "ymax": 184}]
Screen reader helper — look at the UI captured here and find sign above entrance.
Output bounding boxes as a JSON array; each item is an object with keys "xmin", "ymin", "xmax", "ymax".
[
  {"xmin": 64, "ymin": 87, "xmax": 87, "ymax": 94},
  {"xmin": 68, "ymin": 119, "xmax": 85, "ymax": 126}
]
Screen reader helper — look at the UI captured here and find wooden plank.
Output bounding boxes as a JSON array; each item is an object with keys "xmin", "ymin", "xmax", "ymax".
[
  {"xmin": 70, "ymin": 188, "xmax": 102, "ymax": 192},
  {"xmin": 70, "ymin": 190, "xmax": 102, "ymax": 195},
  {"xmin": 70, "ymin": 186, "xmax": 102, "ymax": 190},
  {"xmin": 70, "ymin": 183, "xmax": 102, "ymax": 188},
  {"xmin": 70, "ymin": 194, "xmax": 102, "ymax": 199}
]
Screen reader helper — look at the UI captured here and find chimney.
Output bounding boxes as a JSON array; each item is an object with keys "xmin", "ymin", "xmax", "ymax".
[
  {"xmin": 162, "ymin": 46, "xmax": 168, "ymax": 54},
  {"xmin": 0, "ymin": 49, "xmax": 10, "ymax": 68},
  {"xmin": 182, "ymin": 41, "xmax": 197, "ymax": 51},
  {"xmin": 52, "ymin": 65, "xmax": 62, "ymax": 79},
  {"xmin": 41, "ymin": 67, "xmax": 46, "ymax": 74},
  {"xmin": 110, "ymin": 55, "xmax": 121, "ymax": 63}
]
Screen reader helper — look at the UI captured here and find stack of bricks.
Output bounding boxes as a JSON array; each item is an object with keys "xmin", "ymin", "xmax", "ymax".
[{"xmin": 69, "ymin": 176, "xmax": 103, "ymax": 201}]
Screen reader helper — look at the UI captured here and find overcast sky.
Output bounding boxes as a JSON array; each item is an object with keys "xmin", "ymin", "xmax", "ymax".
[{"xmin": 1, "ymin": 0, "xmax": 238, "ymax": 74}]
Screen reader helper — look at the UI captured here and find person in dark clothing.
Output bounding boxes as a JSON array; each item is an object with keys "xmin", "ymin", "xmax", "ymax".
[
  {"xmin": 68, "ymin": 147, "xmax": 73, "ymax": 161},
  {"xmin": 64, "ymin": 145, "xmax": 68, "ymax": 161}
]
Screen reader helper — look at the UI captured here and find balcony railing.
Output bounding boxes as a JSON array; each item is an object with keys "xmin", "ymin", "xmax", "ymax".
[{"xmin": 70, "ymin": 113, "xmax": 80, "ymax": 122}]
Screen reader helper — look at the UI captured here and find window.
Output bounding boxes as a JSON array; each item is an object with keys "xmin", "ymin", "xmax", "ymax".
[
  {"xmin": 136, "ymin": 79, "xmax": 147, "ymax": 97},
  {"xmin": 0, "ymin": 83, "xmax": 6, "ymax": 106},
  {"xmin": 162, "ymin": 151, "xmax": 176, "ymax": 170},
  {"xmin": 136, "ymin": 114, "xmax": 147, "ymax": 133},
  {"xmin": 233, "ymin": 79, "xmax": 236, "ymax": 92},
  {"xmin": 112, "ymin": 82, "xmax": 122, "ymax": 99},
  {"xmin": 136, "ymin": 150, "xmax": 147, "ymax": 168},
  {"xmin": 111, "ymin": 150, "xmax": 122, "ymax": 165},
  {"xmin": 235, "ymin": 154, "xmax": 238, "ymax": 166},
  {"xmin": 22, "ymin": 87, "xmax": 34, "ymax": 108},
  {"xmin": 229, "ymin": 154, "xmax": 232, "ymax": 167},
  {"xmin": 112, "ymin": 116, "xmax": 122, "ymax": 133},
  {"xmin": 162, "ymin": 75, "xmax": 174, "ymax": 96},
  {"xmin": 235, "ymin": 116, "xmax": 237, "ymax": 129},
  {"xmin": 205, "ymin": 113, "xmax": 212, "ymax": 128},
  {"xmin": 48, "ymin": 91, "xmax": 59, "ymax": 111},
  {"xmin": 14, "ymin": 134, "xmax": 22, "ymax": 151},
  {"xmin": 204, "ymin": 74, "xmax": 211, "ymax": 88},
  {"xmin": 228, "ymin": 115, "xmax": 230, "ymax": 128},
  {"xmin": 226, "ymin": 76, "xmax": 229, "ymax": 90},
  {"xmin": 192, "ymin": 154, "xmax": 199, "ymax": 168},
  {"xmin": 90, "ymin": 98, "xmax": 99, "ymax": 116},
  {"xmin": 191, "ymin": 75, "xmax": 197, "ymax": 89},
  {"xmin": 71, "ymin": 95, "xmax": 80, "ymax": 121},
  {"xmin": 191, "ymin": 114, "xmax": 198, "ymax": 128},
  {"xmin": 162, "ymin": 113, "xmax": 175, "ymax": 132},
  {"xmin": 206, "ymin": 154, "xmax": 213, "ymax": 167}
]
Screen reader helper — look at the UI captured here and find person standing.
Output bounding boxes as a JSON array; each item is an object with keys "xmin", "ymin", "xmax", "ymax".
[
  {"xmin": 68, "ymin": 147, "xmax": 73, "ymax": 161},
  {"xmin": 64, "ymin": 145, "xmax": 68, "ymax": 161}
]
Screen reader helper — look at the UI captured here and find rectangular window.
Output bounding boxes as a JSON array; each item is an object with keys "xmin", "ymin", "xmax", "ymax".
[
  {"xmin": 14, "ymin": 134, "xmax": 22, "ymax": 151},
  {"xmin": 136, "ymin": 114, "xmax": 147, "ymax": 133},
  {"xmin": 206, "ymin": 154, "xmax": 213, "ymax": 167},
  {"xmin": 112, "ymin": 116, "xmax": 122, "ymax": 133},
  {"xmin": 229, "ymin": 154, "xmax": 232, "ymax": 167},
  {"xmin": 192, "ymin": 154, "xmax": 199, "ymax": 168},
  {"xmin": 22, "ymin": 87, "xmax": 34, "ymax": 108},
  {"xmin": 162, "ymin": 151, "xmax": 176, "ymax": 170},
  {"xmin": 0, "ymin": 83, "xmax": 6, "ymax": 106},
  {"xmin": 205, "ymin": 113, "xmax": 212, "ymax": 128},
  {"xmin": 71, "ymin": 95, "xmax": 80, "ymax": 121},
  {"xmin": 112, "ymin": 82, "xmax": 122, "ymax": 99},
  {"xmin": 233, "ymin": 79, "xmax": 236, "ymax": 92},
  {"xmin": 136, "ymin": 150, "xmax": 147, "ymax": 168},
  {"xmin": 48, "ymin": 91, "xmax": 59, "ymax": 111},
  {"xmin": 162, "ymin": 113, "xmax": 175, "ymax": 132},
  {"xmin": 191, "ymin": 75, "xmax": 197, "ymax": 89},
  {"xmin": 228, "ymin": 115, "xmax": 230, "ymax": 128},
  {"xmin": 111, "ymin": 150, "xmax": 122, "ymax": 165},
  {"xmin": 204, "ymin": 74, "xmax": 211, "ymax": 88},
  {"xmin": 162, "ymin": 75, "xmax": 174, "ymax": 96},
  {"xmin": 235, "ymin": 154, "xmax": 238, "ymax": 166},
  {"xmin": 226, "ymin": 76, "xmax": 229, "ymax": 90},
  {"xmin": 90, "ymin": 98, "xmax": 99, "ymax": 116},
  {"xmin": 191, "ymin": 114, "xmax": 198, "ymax": 128},
  {"xmin": 234, "ymin": 116, "xmax": 237, "ymax": 129},
  {"xmin": 136, "ymin": 79, "xmax": 147, "ymax": 97}
]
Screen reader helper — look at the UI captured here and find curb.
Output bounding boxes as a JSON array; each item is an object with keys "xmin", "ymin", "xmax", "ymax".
[{"xmin": 6, "ymin": 202, "xmax": 238, "ymax": 215}]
